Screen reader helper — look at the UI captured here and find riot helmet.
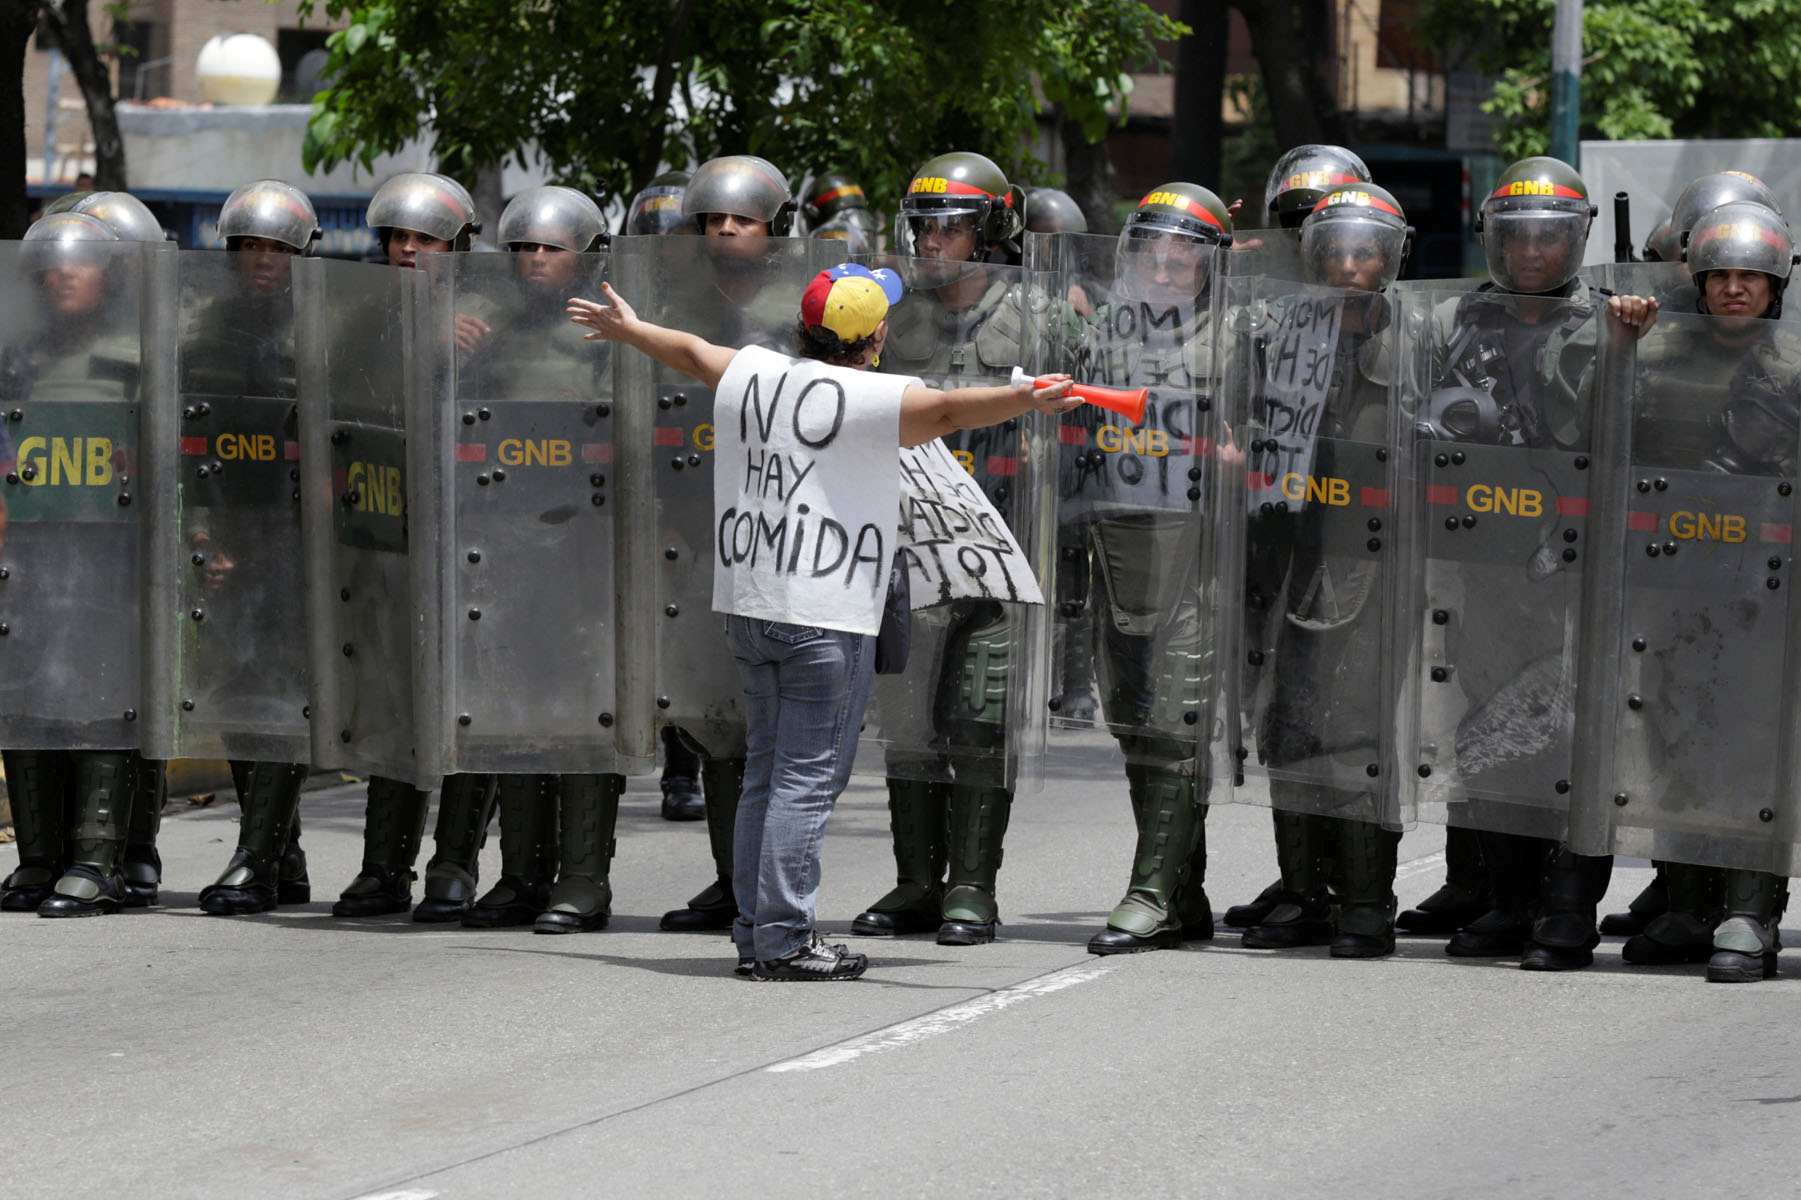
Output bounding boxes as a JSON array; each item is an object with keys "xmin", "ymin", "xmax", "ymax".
[
  {"xmin": 894, "ymin": 151, "xmax": 1025, "ymax": 268},
  {"xmin": 1115, "ymin": 182, "xmax": 1232, "ymax": 304},
  {"xmin": 366, "ymin": 171, "xmax": 480, "ymax": 252},
  {"xmin": 498, "ymin": 186, "xmax": 608, "ymax": 253},
  {"xmin": 41, "ymin": 190, "xmax": 93, "ymax": 217},
  {"xmin": 1300, "ymin": 182, "xmax": 1411, "ymax": 291},
  {"xmin": 625, "ymin": 171, "xmax": 690, "ymax": 236},
  {"xmin": 799, "ymin": 171, "xmax": 877, "ymax": 235},
  {"xmin": 73, "ymin": 191, "xmax": 167, "ymax": 242},
  {"xmin": 810, "ymin": 214, "xmax": 873, "ymax": 256},
  {"xmin": 23, "ymin": 212, "xmax": 121, "ymax": 323},
  {"xmin": 682, "ymin": 155, "xmax": 796, "ymax": 236},
  {"xmin": 1476, "ymin": 156, "xmax": 1595, "ymax": 295},
  {"xmin": 1641, "ymin": 218, "xmax": 1680, "ymax": 263},
  {"xmin": 1685, "ymin": 201, "xmax": 1797, "ymax": 320},
  {"xmin": 1670, "ymin": 171, "xmax": 1780, "ymax": 247},
  {"xmin": 1265, "ymin": 145, "xmax": 1372, "ymax": 229},
  {"xmin": 1025, "ymin": 187, "xmax": 1088, "ymax": 234},
  {"xmin": 217, "ymin": 179, "xmax": 321, "ymax": 254}
]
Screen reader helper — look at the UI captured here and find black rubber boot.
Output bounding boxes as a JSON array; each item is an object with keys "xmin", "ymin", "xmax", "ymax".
[
  {"xmin": 465, "ymin": 773, "xmax": 558, "ymax": 928},
  {"xmin": 852, "ymin": 778, "xmax": 947, "ymax": 936},
  {"xmin": 659, "ymin": 726, "xmax": 704, "ymax": 821},
  {"xmin": 415, "ymin": 773, "xmax": 500, "ymax": 922},
  {"xmin": 1623, "ymin": 862, "xmax": 1722, "ymax": 966},
  {"xmin": 1224, "ymin": 878, "xmax": 1283, "ymax": 929},
  {"xmin": 1331, "ymin": 818, "xmax": 1400, "ymax": 959},
  {"xmin": 202, "ymin": 761, "xmax": 309, "ymax": 915},
  {"xmin": 1521, "ymin": 846, "xmax": 1611, "ymax": 971},
  {"xmin": 278, "ymin": 807, "xmax": 311, "ymax": 906},
  {"xmin": 1707, "ymin": 870, "xmax": 1786, "ymax": 983},
  {"xmin": 40, "ymin": 752, "xmax": 133, "ymax": 918},
  {"xmin": 1446, "ymin": 831, "xmax": 1549, "ymax": 958},
  {"xmin": 939, "ymin": 780, "xmax": 1012, "ymax": 946},
  {"xmin": 1243, "ymin": 807, "xmax": 1332, "ymax": 950},
  {"xmin": 1397, "ymin": 824, "xmax": 1489, "ymax": 934},
  {"xmin": 1089, "ymin": 761, "xmax": 1204, "ymax": 955},
  {"xmin": 661, "ymin": 754, "xmax": 742, "ymax": 931},
  {"xmin": 535, "ymin": 773, "xmax": 623, "ymax": 934},
  {"xmin": 333, "ymin": 775, "xmax": 429, "ymax": 917},
  {"xmin": 120, "ymin": 754, "xmax": 165, "ymax": 908},
  {"xmin": 1, "ymin": 750, "xmax": 69, "ymax": 912},
  {"xmin": 1599, "ymin": 861, "xmax": 1668, "ymax": 937}
]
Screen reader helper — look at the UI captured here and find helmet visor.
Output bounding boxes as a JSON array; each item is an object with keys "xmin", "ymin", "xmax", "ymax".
[
  {"xmin": 1480, "ymin": 209, "xmax": 1587, "ymax": 294},
  {"xmin": 1116, "ymin": 224, "xmax": 1216, "ymax": 304},
  {"xmin": 1301, "ymin": 215, "xmax": 1406, "ymax": 290}
]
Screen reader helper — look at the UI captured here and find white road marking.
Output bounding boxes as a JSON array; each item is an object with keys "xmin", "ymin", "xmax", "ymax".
[
  {"xmin": 349, "ymin": 1190, "xmax": 439, "ymax": 1200},
  {"xmin": 766, "ymin": 961, "xmax": 1114, "ymax": 1074},
  {"xmin": 1395, "ymin": 849, "xmax": 1446, "ymax": 879}
]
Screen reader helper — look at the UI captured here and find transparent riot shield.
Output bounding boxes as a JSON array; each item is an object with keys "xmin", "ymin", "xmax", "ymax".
[
  {"xmin": 1568, "ymin": 304, "xmax": 1801, "ymax": 873},
  {"xmin": 410, "ymin": 251, "xmax": 630, "ymax": 776},
  {"xmin": 609, "ymin": 235, "xmax": 838, "ymax": 765},
  {"xmin": 848, "ymin": 253, "xmax": 1058, "ymax": 794},
  {"xmin": 1030, "ymin": 230, "xmax": 1224, "ymax": 790},
  {"xmin": 1225, "ymin": 228, "xmax": 1305, "ymax": 282},
  {"xmin": 1226, "ymin": 274, "xmax": 1407, "ymax": 828},
  {"xmin": 0, "ymin": 240, "xmax": 172, "ymax": 750},
  {"xmin": 295, "ymin": 256, "xmax": 437, "ymax": 786},
  {"xmin": 149, "ymin": 249, "xmax": 310, "ymax": 763},
  {"xmin": 1391, "ymin": 280, "xmax": 1605, "ymax": 840}
]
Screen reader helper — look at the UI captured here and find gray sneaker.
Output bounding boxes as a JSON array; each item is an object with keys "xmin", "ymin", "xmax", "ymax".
[{"xmin": 752, "ymin": 930, "xmax": 868, "ymax": 981}]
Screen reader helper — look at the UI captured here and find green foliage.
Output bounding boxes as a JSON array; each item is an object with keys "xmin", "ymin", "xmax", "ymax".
[
  {"xmin": 1421, "ymin": 0, "xmax": 1801, "ymax": 161},
  {"xmin": 295, "ymin": 0, "xmax": 1184, "ymax": 212}
]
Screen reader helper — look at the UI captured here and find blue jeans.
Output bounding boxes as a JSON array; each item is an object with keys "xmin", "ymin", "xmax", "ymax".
[{"xmin": 724, "ymin": 615, "xmax": 876, "ymax": 962}]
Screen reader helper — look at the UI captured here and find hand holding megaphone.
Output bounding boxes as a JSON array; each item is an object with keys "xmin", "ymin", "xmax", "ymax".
[{"xmin": 1010, "ymin": 367, "xmax": 1148, "ymax": 425}]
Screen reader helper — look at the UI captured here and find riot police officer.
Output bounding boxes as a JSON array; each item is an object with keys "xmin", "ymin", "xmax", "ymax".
[
  {"xmin": 333, "ymin": 171, "xmax": 500, "ymax": 920},
  {"xmin": 625, "ymin": 171, "xmax": 691, "ymax": 237},
  {"xmin": 453, "ymin": 185, "xmax": 626, "ymax": 932},
  {"xmin": 0, "ymin": 211, "xmax": 163, "ymax": 916},
  {"xmin": 1073, "ymin": 183, "xmax": 1233, "ymax": 953},
  {"xmin": 1608, "ymin": 200, "xmax": 1800, "ymax": 981},
  {"xmin": 1239, "ymin": 183, "xmax": 1412, "ymax": 956},
  {"xmin": 656, "ymin": 154, "xmax": 798, "ymax": 933},
  {"xmin": 798, "ymin": 170, "xmax": 880, "ymax": 245},
  {"xmin": 849, "ymin": 150, "xmax": 1058, "ymax": 946},
  {"xmin": 184, "ymin": 179, "xmax": 321, "ymax": 914}
]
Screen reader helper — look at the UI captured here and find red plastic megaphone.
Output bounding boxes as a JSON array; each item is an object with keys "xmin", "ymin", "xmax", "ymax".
[{"xmin": 1010, "ymin": 367, "xmax": 1148, "ymax": 425}]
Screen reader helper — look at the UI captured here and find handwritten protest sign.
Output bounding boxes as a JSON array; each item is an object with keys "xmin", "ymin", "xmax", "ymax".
[
  {"xmin": 1246, "ymin": 289, "xmax": 1343, "ymax": 515},
  {"xmin": 898, "ymin": 440, "xmax": 1044, "ymax": 608},
  {"xmin": 711, "ymin": 345, "xmax": 909, "ymax": 635}
]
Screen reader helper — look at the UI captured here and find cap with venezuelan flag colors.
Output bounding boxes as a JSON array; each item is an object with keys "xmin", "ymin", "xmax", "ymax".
[{"xmin": 800, "ymin": 262, "xmax": 904, "ymax": 344}]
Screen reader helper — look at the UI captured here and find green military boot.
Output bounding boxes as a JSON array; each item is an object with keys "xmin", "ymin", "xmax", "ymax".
[
  {"xmin": 852, "ymin": 778, "xmax": 948, "ymax": 936},
  {"xmin": 535, "ymin": 773, "xmax": 623, "ymax": 934},
  {"xmin": 1521, "ymin": 846, "xmax": 1611, "ymax": 971},
  {"xmin": 333, "ymin": 775, "xmax": 430, "ymax": 917},
  {"xmin": 1243, "ymin": 806, "xmax": 1332, "ymax": 950},
  {"xmin": 1600, "ymin": 861, "xmax": 1669, "ymax": 937},
  {"xmin": 1623, "ymin": 862, "xmax": 1722, "ymax": 966},
  {"xmin": 661, "ymin": 754, "xmax": 742, "ymax": 931},
  {"xmin": 465, "ymin": 773, "xmax": 559, "ymax": 928},
  {"xmin": 1332, "ymin": 818, "xmax": 1400, "ymax": 958},
  {"xmin": 120, "ymin": 754, "xmax": 165, "ymax": 908},
  {"xmin": 1089, "ymin": 763, "xmax": 1204, "ymax": 954},
  {"xmin": 200, "ymin": 761, "xmax": 309, "ymax": 915},
  {"xmin": 40, "ymin": 751, "xmax": 133, "ymax": 918},
  {"xmin": 1, "ymin": 750, "xmax": 69, "ymax": 912},
  {"xmin": 1397, "ymin": 823, "xmax": 1490, "ymax": 934},
  {"xmin": 415, "ymin": 773, "xmax": 500, "ymax": 922},
  {"xmin": 939, "ymin": 782, "xmax": 1012, "ymax": 945},
  {"xmin": 1707, "ymin": 870, "xmax": 1787, "ymax": 983}
]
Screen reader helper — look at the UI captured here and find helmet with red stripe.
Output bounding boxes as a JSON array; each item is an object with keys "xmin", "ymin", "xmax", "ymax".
[
  {"xmin": 1300, "ymin": 182, "xmax": 1412, "ymax": 291},
  {"xmin": 800, "ymin": 170, "xmax": 878, "ymax": 236},
  {"xmin": 1265, "ymin": 145, "xmax": 1371, "ymax": 228},
  {"xmin": 1476, "ymin": 156, "xmax": 1595, "ymax": 294},
  {"xmin": 1669, "ymin": 171, "xmax": 1781, "ymax": 247},
  {"xmin": 1116, "ymin": 181, "xmax": 1232, "ymax": 303},
  {"xmin": 1686, "ymin": 200, "xmax": 1798, "ymax": 319},
  {"xmin": 895, "ymin": 151, "xmax": 1024, "ymax": 263}
]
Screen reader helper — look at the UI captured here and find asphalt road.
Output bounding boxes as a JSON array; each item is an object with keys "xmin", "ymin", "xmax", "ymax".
[{"xmin": 6, "ymin": 730, "xmax": 1798, "ymax": 1199}]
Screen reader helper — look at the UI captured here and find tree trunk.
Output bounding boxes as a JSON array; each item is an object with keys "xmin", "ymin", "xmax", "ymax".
[
  {"xmin": 0, "ymin": 0, "xmax": 36, "ymax": 238},
  {"xmin": 40, "ymin": 0, "xmax": 125, "ymax": 190},
  {"xmin": 1060, "ymin": 112, "xmax": 1117, "ymax": 236},
  {"xmin": 1170, "ymin": 0, "xmax": 1228, "ymax": 190},
  {"xmin": 1231, "ymin": 0, "xmax": 1344, "ymax": 150},
  {"xmin": 471, "ymin": 160, "xmax": 504, "ymax": 247}
]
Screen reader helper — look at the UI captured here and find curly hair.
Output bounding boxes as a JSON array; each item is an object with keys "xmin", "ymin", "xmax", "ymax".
[{"xmin": 793, "ymin": 318, "xmax": 877, "ymax": 367}]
